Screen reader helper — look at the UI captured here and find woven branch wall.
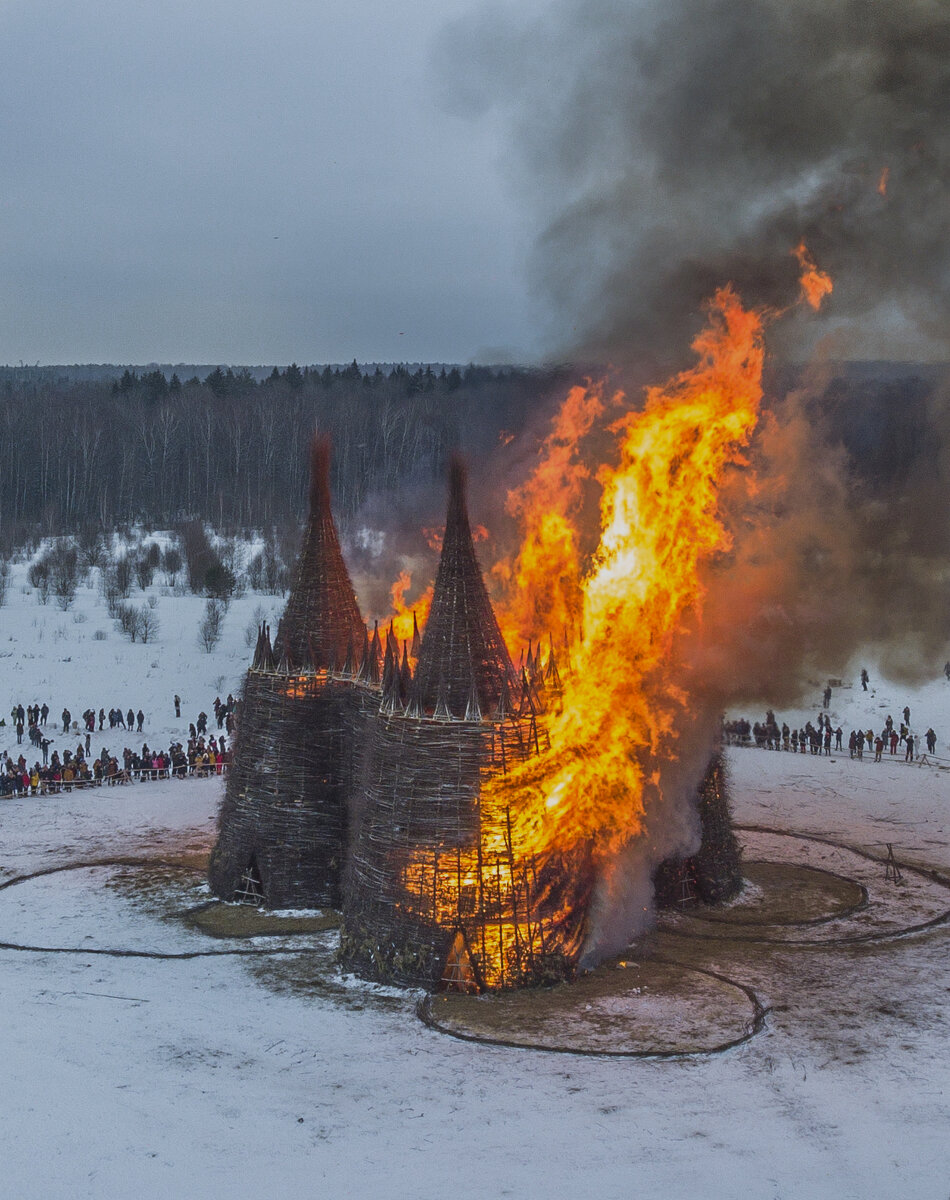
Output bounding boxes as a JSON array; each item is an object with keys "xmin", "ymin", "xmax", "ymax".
[
  {"xmin": 339, "ymin": 705, "xmax": 592, "ymax": 990},
  {"xmin": 208, "ymin": 661, "xmax": 376, "ymax": 908}
]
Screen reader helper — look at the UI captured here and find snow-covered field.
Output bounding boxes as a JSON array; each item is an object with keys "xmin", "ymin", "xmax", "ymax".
[{"xmin": 2, "ymin": 559, "xmax": 949, "ymax": 1199}]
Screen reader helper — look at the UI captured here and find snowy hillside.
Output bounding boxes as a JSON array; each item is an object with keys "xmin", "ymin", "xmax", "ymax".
[{"xmin": 1, "ymin": 557, "xmax": 948, "ymax": 1200}]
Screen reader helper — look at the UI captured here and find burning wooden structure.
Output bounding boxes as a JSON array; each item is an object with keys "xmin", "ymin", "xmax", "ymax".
[
  {"xmin": 209, "ymin": 440, "xmax": 743, "ymax": 990},
  {"xmin": 339, "ymin": 459, "xmax": 594, "ymax": 990}
]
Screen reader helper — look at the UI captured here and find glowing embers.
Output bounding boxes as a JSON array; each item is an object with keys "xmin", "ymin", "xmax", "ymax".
[
  {"xmin": 402, "ymin": 826, "xmax": 592, "ymax": 991},
  {"xmin": 281, "ymin": 671, "xmax": 333, "ymax": 700}
]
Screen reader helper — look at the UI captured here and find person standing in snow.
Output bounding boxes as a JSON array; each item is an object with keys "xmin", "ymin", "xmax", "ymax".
[
  {"xmin": 861, "ymin": 668, "xmax": 869, "ymax": 691},
  {"xmin": 61, "ymin": 708, "xmax": 70, "ymax": 734},
  {"xmin": 926, "ymin": 728, "xmax": 937, "ymax": 754},
  {"xmin": 905, "ymin": 733, "xmax": 915, "ymax": 762},
  {"xmin": 903, "ymin": 705, "xmax": 911, "ymax": 725}
]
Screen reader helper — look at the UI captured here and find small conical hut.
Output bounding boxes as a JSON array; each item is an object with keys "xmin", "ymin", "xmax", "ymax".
[
  {"xmin": 340, "ymin": 458, "xmax": 579, "ymax": 991},
  {"xmin": 652, "ymin": 753, "xmax": 743, "ymax": 908},
  {"xmin": 208, "ymin": 436, "xmax": 370, "ymax": 908}
]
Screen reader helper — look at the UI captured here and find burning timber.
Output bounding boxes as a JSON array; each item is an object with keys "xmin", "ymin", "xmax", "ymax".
[
  {"xmin": 340, "ymin": 458, "xmax": 594, "ymax": 990},
  {"xmin": 209, "ymin": 442, "xmax": 742, "ymax": 990}
]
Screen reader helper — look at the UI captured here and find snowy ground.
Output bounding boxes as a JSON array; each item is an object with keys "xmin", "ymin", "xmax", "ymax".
[{"xmin": 2, "ymin": 560, "xmax": 949, "ymax": 1199}]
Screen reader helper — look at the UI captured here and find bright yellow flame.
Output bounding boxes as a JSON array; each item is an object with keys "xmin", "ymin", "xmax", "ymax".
[
  {"xmin": 487, "ymin": 285, "xmax": 766, "ymax": 867},
  {"xmin": 404, "ymin": 286, "xmax": 769, "ymax": 984},
  {"xmin": 387, "ymin": 569, "xmax": 432, "ymax": 645}
]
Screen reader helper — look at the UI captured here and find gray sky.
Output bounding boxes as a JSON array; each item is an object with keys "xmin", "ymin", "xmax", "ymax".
[
  {"xmin": 4, "ymin": 2, "xmax": 945, "ymax": 369},
  {"xmin": 0, "ymin": 0, "xmax": 541, "ymax": 365}
]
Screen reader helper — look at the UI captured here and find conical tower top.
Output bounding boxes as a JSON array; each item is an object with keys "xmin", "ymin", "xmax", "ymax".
[
  {"xmin": 410, "ymin": 454, "xmax": 517, "ymax": 718},
  {"xmin": 276, "ymin": 435, "xmax": 366, "ymax": 668}
]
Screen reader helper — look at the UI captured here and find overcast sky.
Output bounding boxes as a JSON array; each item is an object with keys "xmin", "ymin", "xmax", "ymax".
[
  {"xmin": 0, "ymin": 1, "xmax": 543, "ymax": 366},
  {"xmin": 4, "ymin": 2, "xmax": 945, "ymax": 369}
]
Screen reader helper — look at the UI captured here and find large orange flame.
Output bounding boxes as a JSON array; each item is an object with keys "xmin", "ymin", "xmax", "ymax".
[
  {"xmin": 486, "ymin": 286, "xmax": 766, "ymax": 870},
  {"xmin": 492, "ymin": 382, "xmax": 620, "ymax": 653},
  {"xmin": 792, "ymin": 242, "xmax": 833, "ymax": 311},
  {"xmin": 387, "ymin": 569, "xmax": 433, "ymax": 644},
  {"xmin": 405, "ymin": 260, "xmax": 830, "ymax": 985}
]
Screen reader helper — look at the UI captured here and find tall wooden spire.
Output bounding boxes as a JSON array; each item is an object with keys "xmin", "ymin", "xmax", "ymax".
[
  {"xmin": 410, "ymin": 455, "xmax": 517, "ymax": 717},
  {"xmin": 276, "ymin": 435, "xmax": 366, "ymax": 668}
]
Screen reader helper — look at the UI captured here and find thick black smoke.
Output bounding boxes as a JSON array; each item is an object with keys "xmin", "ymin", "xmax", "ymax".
[
  {"xmin": 439, "ymin": 0, "xmax": 950, "ymax": 367},
  {"xmin": 434, "ymin": 1, "xmax": 950, "ymax": 960}
]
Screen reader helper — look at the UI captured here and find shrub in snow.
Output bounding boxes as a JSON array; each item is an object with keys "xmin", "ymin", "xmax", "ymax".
[
  {"xmin": 134, "ymin": 555, "xmax": 155, "ymax": 590},
  {"xmin": 161, "ymin": 546, "xmax": 182, "ymax": 586},
  {"xmin": 115, "ymin": 602, "xmax": 160, "ymax": 644},
  {"xmin": 28, "ymin": 560, "xmax": 51, "ymax": 604},
  {"xmin": 138, "ymin": 605, "xmax": 160, "ymax": 644},
  {"xmin": 198, "ymin": 598, "xmax": 224, "ymax": 653},
  {"xmin": 246, "ymin": 537, "xmax": 289, "ymax": 595},
  {"xmin": 113, "ymin": 554, "xmax": 134, "ymax": 599}
]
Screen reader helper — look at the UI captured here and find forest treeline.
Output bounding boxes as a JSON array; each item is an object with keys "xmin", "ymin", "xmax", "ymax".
[
  {"xmin": 0, "ymin": 358, "xmax": 945, "ymax": 556},
  {"xmin": 0, "ymin": 361, "xmax": 574, "ymax": 548}
]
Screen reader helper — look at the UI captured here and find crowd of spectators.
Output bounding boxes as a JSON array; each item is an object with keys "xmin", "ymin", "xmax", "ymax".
[
  {"xmin": 723, "ymin": 703, "xmax": 938, "ymax": 764},
  {"xmin": 1, "ymin": 695, "xmax": 236, "ymax": 797}
]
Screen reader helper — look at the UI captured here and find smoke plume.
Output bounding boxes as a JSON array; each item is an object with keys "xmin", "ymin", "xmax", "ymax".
[
  {"xmin": 439, "ymin": 0, "xmax": 950, "ymax": 367},
  {"xmin": 435, "ymin": 0, "xmax": 950, "ymax": 962}
]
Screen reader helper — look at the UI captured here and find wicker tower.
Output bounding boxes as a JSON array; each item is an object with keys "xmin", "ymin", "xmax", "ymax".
[
  {"xmin": 340, "ymin": 457, "xmax": 538, "ymax": 988},
  {"xmin": 208, "ymin": 436, "xmax": 369, "ymax": 908}
]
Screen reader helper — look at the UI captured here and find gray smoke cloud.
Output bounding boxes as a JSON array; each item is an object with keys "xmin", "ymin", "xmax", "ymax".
[
  {"xmin": 439, "ymin": 0, "xmax": 950, "ymax": 368},
  {"xmin": 436, "ymin": 0, "xmax": 950, "ymax": 962}
]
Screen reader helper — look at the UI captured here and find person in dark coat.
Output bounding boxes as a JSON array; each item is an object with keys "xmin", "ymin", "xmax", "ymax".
[{"xmin": 926, "ymin": 728, "xmax": 937, "ymax": 754}]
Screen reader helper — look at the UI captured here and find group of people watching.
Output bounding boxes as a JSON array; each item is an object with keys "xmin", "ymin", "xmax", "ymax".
[
  {"xmin": 1, "ymin": 695, "xmax": 235, "ymax": 797},
  {"xmin": 723, "ymin": 703, "xmax": 937, "ymax": 764}
]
